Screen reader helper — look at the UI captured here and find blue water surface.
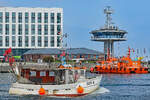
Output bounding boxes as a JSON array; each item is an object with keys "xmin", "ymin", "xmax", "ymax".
[{"xmin": 0, "ymin": 73, "xmax": 150, "ymax": 100}]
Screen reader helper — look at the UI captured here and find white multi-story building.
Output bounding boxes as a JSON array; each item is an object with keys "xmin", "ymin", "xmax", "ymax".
[{"xmin": 0, "ymin": 7, "xmax": 63, "ymax": 56}]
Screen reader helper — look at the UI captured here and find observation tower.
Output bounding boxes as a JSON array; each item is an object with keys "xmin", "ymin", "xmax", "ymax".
[{"xmin": 90, "ymin": 6, "xmax": 127, "ymax": 59}]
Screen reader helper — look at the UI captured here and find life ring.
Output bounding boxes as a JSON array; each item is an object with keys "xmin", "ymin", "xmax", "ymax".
[{"xmin": 77, "ymin": 85, "xmax": 84, "ymax": 94}]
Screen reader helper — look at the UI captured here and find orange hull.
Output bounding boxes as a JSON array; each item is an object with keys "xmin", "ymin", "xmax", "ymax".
[{"xmin": 93, "ymin": 66, "xmax": 148, "ymax": 74}]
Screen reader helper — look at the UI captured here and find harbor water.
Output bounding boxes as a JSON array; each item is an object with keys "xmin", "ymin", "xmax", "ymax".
[{"xmin": 1, "ymin": 73, "xmax": 150, "ymax": 100}]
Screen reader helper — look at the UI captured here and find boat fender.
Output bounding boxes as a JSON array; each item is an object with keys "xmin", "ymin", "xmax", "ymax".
[
  {"xmin": 90, "ymin": 67, "xmax": 94, "ymax": 72},
  {"xmin": 77, "ymin": 85, "xmax": 84, "ymax": 94},
  {"xmin": 39, "ymin": 87, "xmax": 45, "ymax": 95}
]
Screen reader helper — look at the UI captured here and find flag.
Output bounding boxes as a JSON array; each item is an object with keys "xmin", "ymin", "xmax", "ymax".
[
  {"xmin": 144, "ymin": 48, "xmax": 146, "ymax": 54},
  {"xmin": 60, "ymin": 51, "xmax": 65, "ymax": 57},
  {"xmin": 8, "ymin": 48, "xmax": 12, "ymax": 54}
]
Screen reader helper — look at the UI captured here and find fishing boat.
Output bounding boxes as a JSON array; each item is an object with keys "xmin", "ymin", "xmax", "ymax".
[
  {"xmin": 90, "ymin": 48, "xmax": 148, "ymax": 74},
  {"xmin": 7, "ymin": 49, "xmax": 102, "ymax": 97}
]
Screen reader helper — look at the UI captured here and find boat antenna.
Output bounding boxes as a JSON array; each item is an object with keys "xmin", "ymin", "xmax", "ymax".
[{"xmin": 104, "ymin": 6, "xmax": 114, "ymax": 29}]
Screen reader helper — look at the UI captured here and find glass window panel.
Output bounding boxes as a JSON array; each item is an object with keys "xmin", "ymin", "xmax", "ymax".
[
  {"xmin": 25, "ymin": 24, "xmax": 28, "ymax": 35},
  {"xmin": 31, "ymin": 13, "xmax": 35, "ymax": 23},
  {"xmin": 44, "ymin": 13, "xmax": 48, "ymax": 23},
  {"xmin": 40, "ymin": 71, "xmax": 46, "ymax": 76},
  {"xmin": 25, "ymin": 12, "xmax": 29, "ymax": 23},
  {"xmin": 0, "ymin": 12, "xmax": 3, "ymax": 23},
  {"xmin": 44, "ymin": 36, "xmax": 48, "ymax": 47},
  {"xmin": 38, "ymin": 36, "xmax": 41, "ymax": 47},
  {"xmin": 5, "ymin": 12, "xmax": 9, "ymax": 23},
  {"xmin": 12, "ymin": 36, "xmax": 16, "ymax": 46},
  {"xmin": 0, "ymin": 36, "xmax": 2, "ymax": 46},
  {"xmin": 50, "ymin": 25, "xmax": 54, "ymax": 35},
  {"xmin": 38, "ymin": 13, "xmax": 42, "ymax": 23},
  {"xmin": 57, "ymin": 36, "xmax": 61, "ymax": 47},
  {"xmin": 25, "ymin": 36, "xmax": 29, "ymax": 47},
  {"xmin": 57, "ymin": 13, "xmax": 61, "ymax": 23},
  {"xmin": 50, "ymin": 36, "xmax": 54, "ymax": 47},
  {"xmin": 30, "ymin": 71, "xmax": 36, "ymax": 76},
  {"xmin": 44, "ymin": 25, "xmax": 48, "ymax": 35},
  {"xmin": 31, "ymin": 36, "xmax": 35, "ymax": 46},
  {"xmin": 12, "ymin": 24, "xmax": 16, "ymax": 35},
  {"xmin": 57, "ymin": 25, "xmax": 61, "ymax": 35},
  {"xmin": 50, "ymin": 13, "xmax": 54, "ymax": 23},
  {"xmin": 0, "ymin": 24, "xmax": 2, "ymax": 34},
  {"xmin": 5, "ymin": 36, "xmax": 9, "ymax": 47},
  {"xmin": 31, "ymin": 24, "xmax": 35, "ymax": 35},
  {"xmin": 18, "ymin": 24, "xmax": 22, "ymax": 35},
  {"xmin": 5, "ymin": 24, "xmax": 9, "ymax": 35},
  {"xmin": 12, "ymin": 12, "xmax": 16, "ymax": 23},
  {"xmin": 18, "ymin": 36, "xmax": 22, "ymax": 47},
  {"xmin": 18, "ymin": 12, "xmax": 22, "ymax": 23},
  {"xmin": 38, "ymin": 25, "xmax": 41, "ymax": 35}
]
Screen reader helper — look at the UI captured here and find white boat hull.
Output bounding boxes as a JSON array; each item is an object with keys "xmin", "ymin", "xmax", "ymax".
[{"xmin": 9, "ymin": 75, "xmax": 102, "ymax": 97}]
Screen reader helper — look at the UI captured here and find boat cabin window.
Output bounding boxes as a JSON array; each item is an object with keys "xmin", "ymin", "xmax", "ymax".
[
  {"xmin": 81, "ymin": 70, "xmax": 84, "ymax": 75},
  {"xmin": 49, "ymin": 71, "xmax": 55, "ymax": 76},
  {"xmin": 30, "ymin": 71, "xmax": 36, "ymax": 76},
  {"xmin": 40, "ymin": 71, "xmax": 46, "ymax": 76}
]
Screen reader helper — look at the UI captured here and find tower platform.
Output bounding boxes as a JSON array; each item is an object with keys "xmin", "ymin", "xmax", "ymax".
[{"xmin": 90, "ymin": 6, "xmax": 127, "ymax": 58}]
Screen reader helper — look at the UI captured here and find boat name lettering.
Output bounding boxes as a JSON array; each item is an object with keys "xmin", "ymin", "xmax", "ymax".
[{"xmin": 87, "ymin": 81, "xmax": 94, "ymax": 85}]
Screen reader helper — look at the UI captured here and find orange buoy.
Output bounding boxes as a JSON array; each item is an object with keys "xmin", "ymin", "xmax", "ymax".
[
  {"xmin": 39, "ymin": 87, "xmax": 45, "ymax": 95},
  {"xmin": 77, "ymin": 85, "xmax": 84, "ymax": 94}
]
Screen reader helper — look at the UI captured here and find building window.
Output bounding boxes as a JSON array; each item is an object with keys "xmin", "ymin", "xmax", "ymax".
[
  {"xmin": 49, "ymin": 72, "xmax": 55, "ymax": 76},
  {"xmin": 57, "ymin": 25, "xmax": 61, "ymax": 35},
  {"xmin": 5, "ymin": 36, "xmax": 9, "ymax": 47},
  {"xmin": 44, "ymin": 25, "xmax": 48, "ymax": 35},
  {"xmin": 12, "ymin": 12, "xmax": 16, "ymax": 23},
  {"xmin": 18, "ymin": 12, "xmax": 22, "ymax": 23},
  {"xmin": 0, "ymin": 36, "xmax": 2, "ymax": 46},
  {"xmin": 57, "ymin": 36, "xmax": 61, "ymax": 47},
  {"xmin": 12, "ymin": 36, "xmax": 16, "ymax": 47},
  {"xmin": 31, "ymin": 36, "xmax": 35, "ymax": 47},
  {"xmin": 40, "ymin": 71, "xmax": 46, "ymax": 76},
  {"xmin": 25, "ymin": 36, "xmax": 28, "ymax": 47},
  {"xmin": 0, "ymin": 24, "xmax": 2, "ymax": 34},
  {"xmin": 25, "ymin": 24, "xmax": 28, "ymax": 35},
  {"xmin": 44, "ymin": 13, "xmax": 48, "ymax": 23},
  {"xmin": 44, "ymin": 36, "xmax": 48, "ymax": 47},
  {"xmin": 18, "ymin": 36, "xmax": 22, "ymax": 47},
  {"xmin": 12, "ymin": 24, "xmax": 16, "ymax": 35},
  {"xmin": 5, "ymin": 12, "xmax": 9, "ymax": 23},
  {"xmin": 38, "ymin": 25, "xmax": 41, "ymax": 35},
  {"xmin": 5, "ymin": 24, "xmax": 9, "ymax": 35},
  {"xmin": 30, "ymin": 71, "xmax": 36, "ymax": 76},
  {"xmin": 31, "ymin": 13, "xmax": 35, "ymax": 23},
  {"xmin": 50, "ymin": 25, "xmax": 54, "ymax": 35},
  {"xmin": 0, "ymin": 12, "xmax": 3, "ymax": 23},
  {"xmin": 18, "ymin": 24, "xmax": 22, "ymax": 35},
  {"xmin": 51, "ymin": 13, "xmax": 54, "ymax": 23},
  {"xmin": 50, "ymin": 36, "xmax": 54, "ymax": 47},
  {"xmin": 31, "ymin": 24, "xmax": 35, "ymax": 35},
  {"xmin": 38, "ymin": 36, "xmax": 42, "ymax": 47},
  {"xmin": 57, "ymin": 13, "xmax": 61, "ymax": 23},
  {"xmin": 25, "ymin": 12, "xmax": 29, "ymax": 23},
  {"xmin": 38, "ymin": 13, "xmax": 42, "ymax": 23}
]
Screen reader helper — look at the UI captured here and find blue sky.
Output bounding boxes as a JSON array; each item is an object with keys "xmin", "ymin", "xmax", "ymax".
[{"xmin": 0, "ymin": 0, "xmax": 150, "ymax": 56}]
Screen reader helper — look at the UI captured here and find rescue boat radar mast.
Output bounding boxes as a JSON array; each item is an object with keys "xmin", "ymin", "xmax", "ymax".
[{"xmin": 90, "ymin": 6, "xmax": 127, "ymax": 59}]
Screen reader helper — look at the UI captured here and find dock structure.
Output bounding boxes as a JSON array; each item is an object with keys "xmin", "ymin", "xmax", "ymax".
[{"xmin": 90, "ymin": 6, "xmax": 127, "ymax": 59}]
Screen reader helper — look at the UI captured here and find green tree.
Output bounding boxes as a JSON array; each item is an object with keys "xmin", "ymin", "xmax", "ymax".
[{"xmin": 43, "ymin": 56, "xmax": 54, "ymax": 63}]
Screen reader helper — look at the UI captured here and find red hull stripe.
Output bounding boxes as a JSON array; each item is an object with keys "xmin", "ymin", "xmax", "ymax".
[{"xmin": 47, "ymin": 93, "xmax": 88, "ymax": 97}]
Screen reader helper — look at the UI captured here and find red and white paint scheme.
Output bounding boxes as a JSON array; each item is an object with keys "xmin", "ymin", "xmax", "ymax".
[{"xmin": 9, "ymin": 64, "xmax": 102, "ymax": 97}]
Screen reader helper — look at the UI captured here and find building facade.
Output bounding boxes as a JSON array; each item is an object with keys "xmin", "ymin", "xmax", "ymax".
[
  {"xmin": 0, "ymin": 7, "xmax": 63, "ymax": 56},
  {"xmin": 23, "ymin": 48, "xmax": 104, "ymax": 62}
]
